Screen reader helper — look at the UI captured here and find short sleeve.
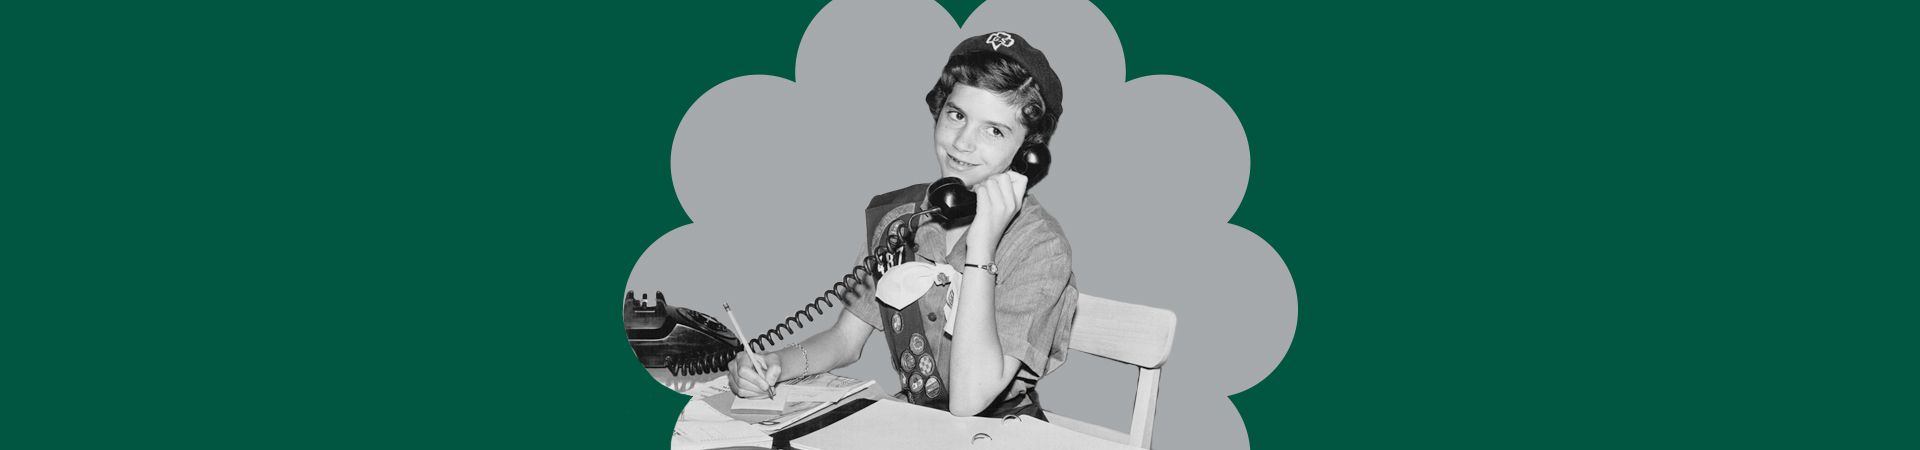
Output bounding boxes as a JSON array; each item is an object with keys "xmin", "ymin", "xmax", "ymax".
[
  {"xmin": 989, "ymin": 202, "xmax": 1077, "ymax": 379},
  {"xmin": 840, "ymin": 242, "xmax": 886, "ymax": 332}
]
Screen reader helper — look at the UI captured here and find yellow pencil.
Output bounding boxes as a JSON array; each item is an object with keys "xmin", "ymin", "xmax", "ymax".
[{"xmin": 721, "ymin": 303, "xmax": 768, "ymax": 372}]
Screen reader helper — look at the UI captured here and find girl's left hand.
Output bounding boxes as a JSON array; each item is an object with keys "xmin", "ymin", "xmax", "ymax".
[{"xmin": 967, "ymin": 171, "xmax": 1027, "ymax": 253}]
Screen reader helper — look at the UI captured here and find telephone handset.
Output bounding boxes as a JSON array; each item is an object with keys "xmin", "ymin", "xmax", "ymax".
[
  {"xmin": 625, "ymin": 290, "xmax": 742, "ymax": 376},
  {"xmin": 628, "ymin": 143, "xmax": 1050, "ymax": 373},
  {"xmin": 926, "ymin": 142, "xmax": 1051, "ymax": 222}
]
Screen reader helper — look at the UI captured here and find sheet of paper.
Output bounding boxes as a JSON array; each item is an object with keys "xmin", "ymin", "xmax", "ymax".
[
  {"xmin": 776, "ymin": 385, "xmax": 863, "ymax": 403},
  {"xmin": 674, "ymin": 420, "xmax": 765, "ymax": 441},
  {"xmin": 683, "ymin": 376, "xmax": 731, "ymax": 401},
  {"xmin": 672, "ymin": 420, "xmax": 770, "ymax": 450},
  {"xmin": 679, "ymin": 399, "xmax": 734, "ymax": 423}
]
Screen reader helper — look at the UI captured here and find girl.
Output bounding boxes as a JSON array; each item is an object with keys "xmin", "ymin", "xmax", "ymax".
[{"xmin": 729, "ymin": 31, "xmax": 1075, "ymax": 420}]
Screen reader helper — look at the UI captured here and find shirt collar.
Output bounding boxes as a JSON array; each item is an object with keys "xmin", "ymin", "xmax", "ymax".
[{"xmin": 913, "ymin": 219, "xmax": 969, "ymax": 267}]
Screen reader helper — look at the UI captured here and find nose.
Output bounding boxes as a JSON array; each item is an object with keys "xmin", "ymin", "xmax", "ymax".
[{"xmin": 949, "ymin": 124, "xmax": 979, "ymax": 154}]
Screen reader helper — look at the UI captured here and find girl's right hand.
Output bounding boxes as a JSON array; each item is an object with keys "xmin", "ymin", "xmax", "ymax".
[{"xmin": 727, "ymin": 350, "xmax": 784, "ymax": 399}]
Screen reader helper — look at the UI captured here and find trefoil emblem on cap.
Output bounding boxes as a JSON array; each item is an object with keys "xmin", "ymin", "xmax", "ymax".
[{"xmin": 986, "ymin": 32, "xmax": 1015, "ymax": 51}]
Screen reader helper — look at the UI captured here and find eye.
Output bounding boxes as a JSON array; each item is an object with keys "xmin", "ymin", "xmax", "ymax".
[
  {"xmin": 945, "ymin": 109, "xmax": 965, "ymax": 122},
  {"xmin": 986, "ymin": 127, "xmax": 1004, "ymax": 138}
]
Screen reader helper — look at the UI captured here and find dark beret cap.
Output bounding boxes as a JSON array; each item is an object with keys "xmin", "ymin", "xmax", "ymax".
[{"xmin": 947, "ymin": 31, "xmax": 1063, "ymax": 117}]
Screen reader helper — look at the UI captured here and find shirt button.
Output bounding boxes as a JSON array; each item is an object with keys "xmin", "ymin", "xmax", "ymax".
[{"xmin": 928, "ymin": 312, "xmax": 939, "ymax": 322}]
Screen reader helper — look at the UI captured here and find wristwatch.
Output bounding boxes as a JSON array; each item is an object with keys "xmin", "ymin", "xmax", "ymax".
[{"xmin": 964, "ymin": 262, "xmax": 998, "ymax": 277}]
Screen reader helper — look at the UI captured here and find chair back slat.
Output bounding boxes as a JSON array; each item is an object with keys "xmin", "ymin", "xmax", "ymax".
[{"xmin": 1068, "ymin": 294, "xmax": 1177, "ymax": 369}]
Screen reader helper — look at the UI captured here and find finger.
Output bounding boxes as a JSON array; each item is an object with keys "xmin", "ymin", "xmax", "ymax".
[
  {"xmin": 741, "ymin": 350, "xmax": 767, "ymax": 374},
  {"xmin": 993, "ymin": 175, "xmax": 1015, "ymax": 213},
  {"xmin": 739, "ymin": 371, "xmax": 769, "ymax": 396},
  {"xmin": 735, "ymin": 358, "xmax": 768, "ymax": 390},
  {"xmin": 1009, "ymin": 172, "xmax": 1028, "ymax": 201},
  {"xmin": 1006, "ymin": 175, "xmax": 1021, "ymax": 211},
  {"xmin": 975, "ymin": 176, "xmax": 1001, "ymax": 209},
  {"xmin": 744, "ymin": 361, "xmax": 771, "ymax": 386},
  {"xmin": 727, "ymin": 370, "xmax": 742, "ymax": 395},
  {"xmin": 749, "ymin": 369, "xmax": 777, "ymax": 398}
]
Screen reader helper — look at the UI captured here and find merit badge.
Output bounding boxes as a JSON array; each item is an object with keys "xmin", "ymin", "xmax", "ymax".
[
  {"xmin": 910, "ymin": 373, "xmax": 925, "ymax": 393},
  {"xmin": 918, "ymin": 354, "xmax": 935, "ymax": 375},
  {"xmin": 910, "ymin": 333, "xmax": 926, "ymax": 354},
  {"xmin": 925, "ymin": 376, "xmax": 942, "ymax": 398},
  {"xmin": 900, "ymin": 350, "xmax": 916, "ymax": 371}
]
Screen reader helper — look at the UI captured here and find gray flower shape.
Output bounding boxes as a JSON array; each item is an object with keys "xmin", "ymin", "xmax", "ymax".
[{"xmin": 628, "ymin": 1, "xmax": 1293, "ymax": 448}]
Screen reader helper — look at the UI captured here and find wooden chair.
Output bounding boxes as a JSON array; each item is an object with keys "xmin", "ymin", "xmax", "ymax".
[{"xmin": 1045, "ymin": 294, "xmax": 1178, "ymax": 449}]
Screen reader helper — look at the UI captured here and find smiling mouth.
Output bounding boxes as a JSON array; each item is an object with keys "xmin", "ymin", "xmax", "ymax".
[{"xmin": 948, "ymin": 153, "xmax": 979, "ymax": 169}]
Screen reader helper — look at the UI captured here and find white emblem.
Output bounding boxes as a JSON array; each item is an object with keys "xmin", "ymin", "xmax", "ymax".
[
  {"xmin": 874, "ymin": 261, "xmax": 960, "ymax": 309},
  {"xmin": 987, "ymin": 32, "xmax": 1016, "ymax": 51}
]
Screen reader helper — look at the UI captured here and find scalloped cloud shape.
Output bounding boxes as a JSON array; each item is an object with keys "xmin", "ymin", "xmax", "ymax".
[{"xmin": 628, "ymin": 1, "xmax": 1294, "ymax": 448}]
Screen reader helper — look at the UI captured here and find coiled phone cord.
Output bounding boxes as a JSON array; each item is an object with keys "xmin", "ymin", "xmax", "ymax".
[
  {"xmin": 666, "ymin": 352, "xmax": 734, "ymax": 377},
  {"xmin": 743, "ymin": 211, "xmax": 928, "ymax": 354}
]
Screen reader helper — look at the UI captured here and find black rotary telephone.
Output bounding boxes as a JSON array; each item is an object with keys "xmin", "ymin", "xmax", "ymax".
[
  {"xmin": 627, "ymin": 143, "xmax": 1050, "ymax": 374},
  {"xmin": 624, "ymin": 290, "xmax": 741, "ymax": 375}
]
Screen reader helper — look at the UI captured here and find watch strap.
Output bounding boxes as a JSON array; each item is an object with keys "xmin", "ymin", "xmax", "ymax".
[{"xmin": 964, "ymin": 262, "xmax": 997, "ymax": 276}]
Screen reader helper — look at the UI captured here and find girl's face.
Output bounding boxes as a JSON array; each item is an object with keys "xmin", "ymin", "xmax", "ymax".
[{"xmin": 934, "ymin": 84, "xmax": 1028, "ymax": 187}]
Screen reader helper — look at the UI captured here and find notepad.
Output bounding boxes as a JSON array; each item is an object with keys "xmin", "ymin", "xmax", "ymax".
[
  {"xmin": 729, "ymin": 396, "xmax": 786, "ymax": 415},
  {"xmin": 703, "ymin": 373, "xmax": 878, "ymax": 432}
]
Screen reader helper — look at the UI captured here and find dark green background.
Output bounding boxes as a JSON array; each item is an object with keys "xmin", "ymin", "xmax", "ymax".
[{"xmin": 10, "ymin": 0, "xmax": 1912, "ymax": 447}]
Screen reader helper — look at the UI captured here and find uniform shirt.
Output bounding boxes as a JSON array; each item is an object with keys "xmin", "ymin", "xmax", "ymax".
[{"xmin": 847, "ymin": 184, "xmax": 1077, "ymax": 418}]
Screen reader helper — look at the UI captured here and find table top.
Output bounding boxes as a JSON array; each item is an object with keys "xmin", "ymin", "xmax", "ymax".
[{"xmin": 660, "ymin": 369, "xmax": 1135, "ymax": 450}]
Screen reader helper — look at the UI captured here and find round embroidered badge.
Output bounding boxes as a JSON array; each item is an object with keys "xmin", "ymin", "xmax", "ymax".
[{"xmin": 925, "ymin": 376, "xmax": 942, "ymax": 398}]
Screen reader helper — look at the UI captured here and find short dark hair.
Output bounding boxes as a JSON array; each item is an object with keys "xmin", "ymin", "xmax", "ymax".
[{"xmin": 924, "ymin": 50, "xmax": 1060, "ymax": 146}]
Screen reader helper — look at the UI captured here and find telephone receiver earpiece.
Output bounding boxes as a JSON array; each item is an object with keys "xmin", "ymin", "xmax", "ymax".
[{"xmin": 928, "ymin": 143, "xmax": 1050, "ymax": 222}]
